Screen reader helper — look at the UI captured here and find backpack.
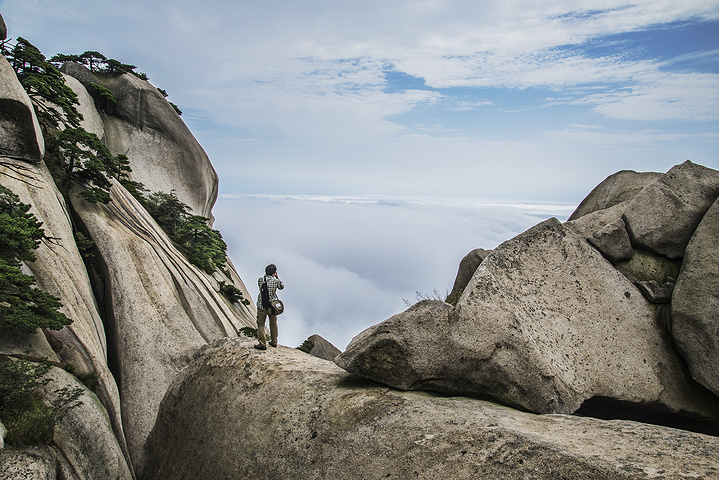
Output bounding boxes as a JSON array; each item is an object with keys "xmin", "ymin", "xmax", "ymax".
[{"xmin": 261, "ymin": 278, "xmax": 284, "ymax": 315}]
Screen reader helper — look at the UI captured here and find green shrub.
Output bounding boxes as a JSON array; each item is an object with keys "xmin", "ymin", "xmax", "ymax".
[
  {"xmin": 87, "ymin": 82, "xmax": 117, "ymax": 113},
  {"xmin": 297, "ymin": 339, "xmax": 314, "ymax": 354},
  {"xmin": 0, "ymin": 359, "xmax": 82, "ymax": 446},
  {"xmin": 7, "ymin": 398, "xmax": 55, "ymax": 445},
  {"xmin": 140, "ymin": 190, "xmax": 228, "ymax": 274},
  {"xmin": 239, "ymin": 326, "xmax": 258, "ymax": 338},
  {"xmin": 239, "ymin": 327, "xmax": 270, "ymax": 341},
  {"xmin": 219, "ymin": 281, "xmax": 250, "ymax": 305}
]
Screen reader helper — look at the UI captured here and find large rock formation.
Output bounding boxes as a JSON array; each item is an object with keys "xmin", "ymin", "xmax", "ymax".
[
  {"xmin": 622, "ymin": 161, "xmax": 719, "ymax": 259},
  {"xmin": 672, "ymin": 196, "xmax": 719, "ymax": 397},
  {"xmin": 337, "ymin": 162, "xmax": 719, "ymax": 430},
  {"xmin": 0, "ymin": 27, "xmax": 255, "ymax": 478},
  {"xmin": 305, "ymin": 334, "xmax": 342, "ymax": 361},
  {"xmin": 336, "ymin": 217, "xmax": 719, "ymax": 420},
  {"xmin": 60, "ymin": 62, "xmax": 218, "ymax": 218},
  {"xmin": 567, "ymin": 169, "xmax": 662, "ymax": 221},
  {"xmin": 143, "ymin": 337, "xmax": 719, "ymax": 480},
  {"xmin": 69, "ymin": 180, "xmax": 254, "ymax": 469},
  {"xmin": 445, "ymin": 248, "xmax": 490, "ymax": 305},
  {"xmin": 0, "ymin": 158, "xmax": 132, "ymax": 471},
  {"xmin": 0, "ymin": 56, "xmax": 44, "ymax": 162}
]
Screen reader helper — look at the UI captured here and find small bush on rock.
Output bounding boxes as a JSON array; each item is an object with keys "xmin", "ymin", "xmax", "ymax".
[{"xmin": 0, "ymin": 359, "xmax": 82, "ymax": 446}]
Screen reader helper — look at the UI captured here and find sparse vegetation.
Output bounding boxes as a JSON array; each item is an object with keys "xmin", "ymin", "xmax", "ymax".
[
  {"xmin": 2, "ymin": 37, "xmax": 132, "ymax": 204},
  {"xmin": 140, "ymin": 189, "xmax": 228, "ymax": 274},
  {"xmin": 297, "ymin": 339, "xmax": 314, "ymax": 354},
  {"xmin": 0, "ymin": 359, "xmax": 82, "ymax": 446},
  {"xmin": 219, "ymin": 281, "xmax": 250, "ymax": 306},
  {"xmin": 239, "ymin": 327, "xmax": 270, "ymax": 341},
  {"xmin": 403, "ymin": 288, "xmax": 450, "ymax": 307},
  {"xmin": 0, "ymin": 185, "xmax": 72, "ymax": 333}
]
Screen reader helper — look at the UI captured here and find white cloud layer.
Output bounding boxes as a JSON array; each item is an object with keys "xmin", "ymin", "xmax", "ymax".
[{"xmin": 214, "ymin": 195, "xmax": 574, "ymax": 349}]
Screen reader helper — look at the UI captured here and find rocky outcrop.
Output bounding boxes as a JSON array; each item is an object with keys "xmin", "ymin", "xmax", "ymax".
[
  {"xmin": 568, "ymin": 169, "xmax": 662, "ymax": 221},
  {"xmin": 0, "ymin": 159, "xmax": 130, "ymax": 467},
  {"xmin": 337, "ymin": 217, "xmax": 719, "ymax": 420},
  {"xmin": 306, "ymin": 334, "xmax": 342, "ymax": 361},
  {"xmin": 446, "ymin": 248, "xmax": 490, "ymax": 305},
  {"xmin": 42, "ymin": 367, "xmax": 133, "ymax": 480},
  {"xmin": 61, "ymin": 62, "xmax": 218, "ymax": 218},
  {"xmin": 622, "ymin": 161, "xmax": 719, "ymax": 259},
  {"xmin": 672, "ymin": 196, "xmax": 719, "ymax": 397},
  {"xmin": 0, "ymin": 365, "xmax": 133, "ymax": 480},
  {"xmin": 587, "ymin": 218, "xmax": 633, "ymax": 264},
  {"xmin": 63, "ymin": 74, "xmax": 105, "ymax": 139},
  {"xmin": 336, "ymin": 161, "xmax": 719, "ymax": 438},
  {"xmin": 70, "ymin": 180, "xmax": 254, "ymax": 470},
  {"xmin": 143, "ymin": 337, "xmax": 719, "ymax": 480},
  {"xmin": 0, "ymin": 56, "xmax": 44, "ymax": 162}
]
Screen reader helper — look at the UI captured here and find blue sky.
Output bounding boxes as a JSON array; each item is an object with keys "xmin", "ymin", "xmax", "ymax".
[
  {"xmin": 2, "ymin": 0, "xmax": 717, "ymax": 202},
  {"xmin": 2, "ymin": 1, "xmax": 719, "ymax": 348}
]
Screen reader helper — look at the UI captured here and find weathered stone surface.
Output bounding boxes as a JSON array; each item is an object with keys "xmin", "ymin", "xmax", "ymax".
[
  {"xmin": 587, "ymin": 218, "xmax": 633, "ymax": 264},
  {"xmin": 62, "ymin": 74, "xmax": 105, "ymax": 139},
  {"xmin": 0, "ymin": 56, "xmax": 44, "ymax": 162},
  {"xmin": 143, "ymin": 337, "xmax": 719, "ymax": 480},
  {"xmin": 42, "ymin": 367, "xmax": 133, "ymax": 480},
  {"xmin": 446, "ymin": 248, "xmax": 490, "ymax": 305},
  {"xmin": 0, "ymin": 13, "xmax": 6, "ymax": 40},
  {"xmin": 306, "ymin": 334, "xmax": 342, "ymax": 361},
  {"xmin": 672, "ymin": 197, "xmax": 719, "ymax": 397},
  {"xmin": 565, "ymin": 201, "xmax": 629, "ymax": 240},
  {"xmin": 61, "ymin": 62, "xmax": 218, "ymax": 218},
  {"xmin": 0, "ymin": 329, "xmax": 60, "ymax": 364},
  {"xmin": 0, "ymin": 421, "xmax": 6, "ymax": 449},
  {"xmin": 568, "ymin": 170, "xmax": 662, "ymax": 221},
  {"xmin": 70, "ymin": 180, "xmax": 255, "ymax": 470},
  {"xmin": 0, "ymin": 447, "xmax": 56, "ymax": 480},
  {"xmin": 623, "ymin": 161, "xmax": 719, "ymax": 259},
  {"xmin": 0, "ymin": 159, "xmax": 131, "ymax": 472},
  {"xmin": 337, "ymin": 218, "xmax": 719, "ymax": 420}
]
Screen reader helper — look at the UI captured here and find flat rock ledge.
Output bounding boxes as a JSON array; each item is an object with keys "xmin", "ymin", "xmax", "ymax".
[{"xmin": 142, "ymin": 337, "xmax": 719, "ymax": 480}]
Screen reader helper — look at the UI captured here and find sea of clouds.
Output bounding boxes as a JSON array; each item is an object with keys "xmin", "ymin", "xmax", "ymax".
[{"xmin": 213, "ymin": 195, "xmax": 575, "ymax": 350}]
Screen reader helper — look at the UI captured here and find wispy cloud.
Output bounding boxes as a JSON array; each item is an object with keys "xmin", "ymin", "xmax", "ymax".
[{"xmin": 3, "ymin": 0, "xmax": 717, "ymax": 199}]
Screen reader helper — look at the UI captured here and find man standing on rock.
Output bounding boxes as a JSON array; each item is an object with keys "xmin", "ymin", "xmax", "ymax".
[{"xmin": 254, "ymin": 264, "xmax": 284, "ymax": 350}]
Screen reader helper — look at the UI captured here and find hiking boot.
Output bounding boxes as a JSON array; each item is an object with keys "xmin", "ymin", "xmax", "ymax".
[
  {"xmin": 269, "ymin": 341, "xmax": 277, "ymax": 348},
  {"xmin": 254, "ymin": 344, "xmax": 267, "ymax": 350}
]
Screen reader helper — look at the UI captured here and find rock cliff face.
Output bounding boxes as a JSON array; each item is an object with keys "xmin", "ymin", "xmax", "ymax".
[
  {"xmin": 59, "ymin": 62, "xmax": 218, "ymax": 218},
  {"xmin": 0, "ymin": 37, "xmax": 255, "ymax": 478}
]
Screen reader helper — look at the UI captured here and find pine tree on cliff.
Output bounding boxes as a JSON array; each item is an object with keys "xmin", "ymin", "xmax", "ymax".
[
  {"xmin": 0, "ymin": 185, "xmax": 71, "ymax": 333},
  {"xmin": 5, "ymin": 37, "xmax": 83, "ymax": 129},
  {"xmin": 3, "ymin": 37, "xmax": 130, "ymax": 204}
]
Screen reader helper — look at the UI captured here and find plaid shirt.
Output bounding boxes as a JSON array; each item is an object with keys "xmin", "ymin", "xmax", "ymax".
[{"xmin": 256, "ymin": 275, "xmax": 284, "ymax": 310}]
